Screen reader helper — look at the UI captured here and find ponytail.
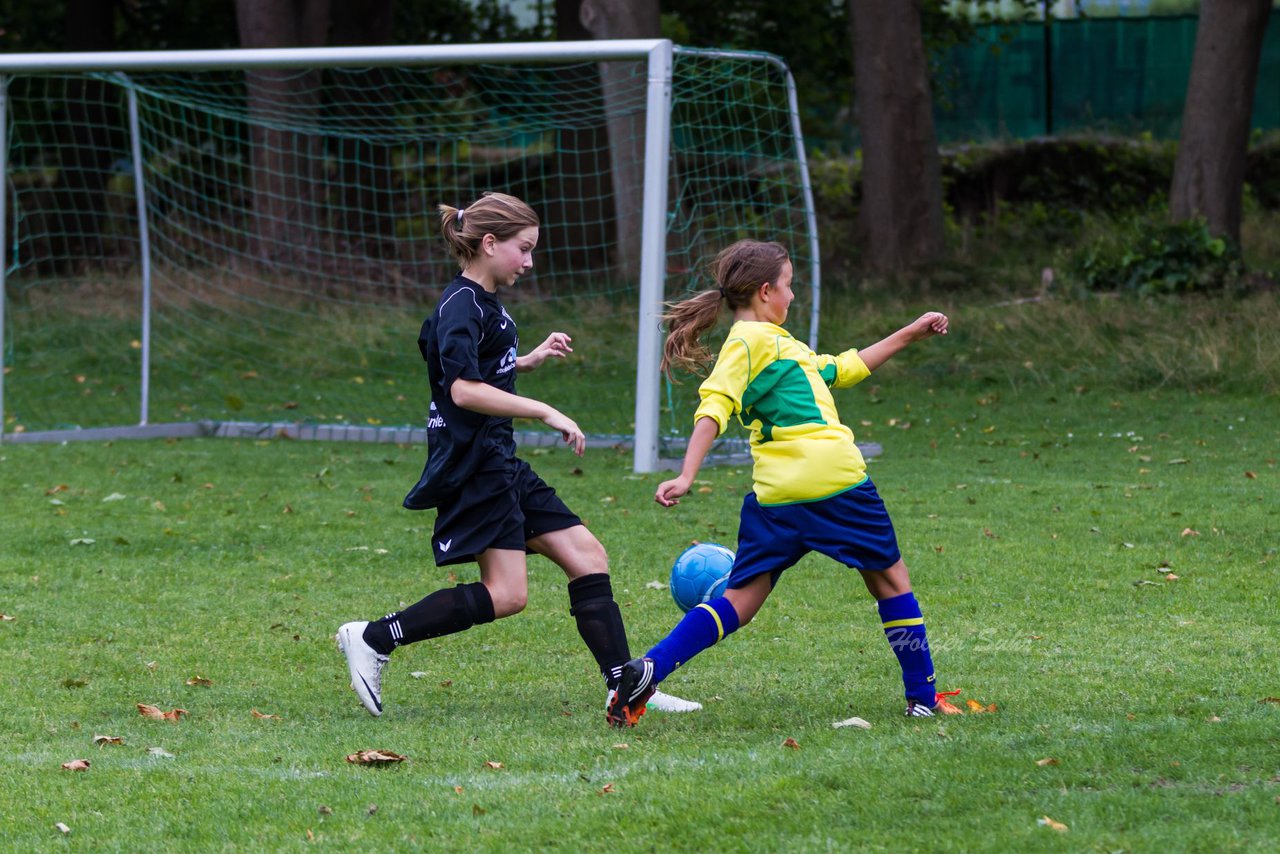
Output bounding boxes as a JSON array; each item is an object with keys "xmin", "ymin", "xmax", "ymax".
[
  {"xmin": 661, "ymin": 239, "xmax": 790, "ymax": 380},
  {"xmin": 661, "ymin": 289, "xmax": 724, "ymax": 379}
]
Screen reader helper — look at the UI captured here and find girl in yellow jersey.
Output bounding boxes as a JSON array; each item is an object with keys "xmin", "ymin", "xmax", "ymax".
[{"xmin": 607, "ymin": 239, "xmax": 960, "ymax": 726}]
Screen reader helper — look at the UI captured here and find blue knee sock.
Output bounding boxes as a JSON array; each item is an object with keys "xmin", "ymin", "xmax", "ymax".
[
  {"xmin": 646, "ymin": 596, "xmax": 741, "ymax": 683},
  {"xmin": 878, "ymin": 592, "xmax": 937, "ymax": 706}
]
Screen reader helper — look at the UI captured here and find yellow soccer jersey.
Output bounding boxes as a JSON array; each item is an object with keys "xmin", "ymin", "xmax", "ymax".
[{"xmin": 693, "ymin": 320, "xmax": 872, "ymax": 506}]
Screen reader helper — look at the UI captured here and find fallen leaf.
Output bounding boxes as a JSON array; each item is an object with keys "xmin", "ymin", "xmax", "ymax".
[
  {"xmin": 484, "ymin": 760, "xmax": 504, "ymax": 770},
  {"xmin": 92, "ymin": 735, "xmax": 124, "ymax": 747},
  {"xmin": 1207, "ymin": 715, "xmax": 1222, "ymax": 723},
  {"xmin": 453, "ymin": 786, "xmax": 463, "ymax": 794},
  {"xmin": 409, "ymin": 671, "xmax": 428, "ymax": 679},
  {"xmin": 318, "ymin": 806, "xmax": 332, "ymax": 816},
  {"xmin": 61, "ymin": 759, "xmax": 91, "ymax": 771},
  {"xmin": 1038, "ymin": 815, "xmax": 1069, "ymax": 832},
  {"xmin": 645, "ymin": 580, "xmax": 666, "ymax": 590},
  {"xmin": 185, "ymin": 676, "xmax": 213, "ymax": 687},
  {"xmin": 1180, "ymin": 528, "xmax": 1200, "ymax": 537},
  {"xmin": 1165, "ymin": 573, "xmax": 1180, "ymax": 581},
  {"xmin": 612, "ymin": 743, "xmax": 629, "ymax": 749},
  {"xmin": 0, "ymin": 614, "xmax": 14, "ymax": 621},
  {"xmin": 251, "ymin": 709, "xmax": 282, "ymax": 720},
  {"xmin": 832, "ymin": 716, "xmax": 872, "ymax": 730},
  {"xmin": 101, "ymin": 492, "xmax": 127, "ymax": 502},
  {"xmin": 367, "ymin": 804, "xmax": 378, "ymax": 816},
  {"xmin": 55, "ymin": 822, "xmax": 71, "ymax": 835},
  {"xmin": 146, "ymin": 747, "xmax": 175, "ymax": 758},
  {"xmin": 1245, "ymin": 471, "xmax": 1257, "ymax": 479},
  {"xmin": 137, "ymin": 703, "xmax": 187, "ymax": 721},
  {"xmin": 965, "ymin": 699, "xmax": 997, "ymax": 713},
  {"xmin": 1035, "ymin": 757, "xmax": 1060, "ymax": 767},
  {"xmin": 1259, "ymin": 697, "xmax": 1280, "ymax": 705},
  {"xmin": 599, "ymin": 783, "xmax": 615, "ymax": 794},
  {"xmin": 983, "ymin": 528, "xmax": 998, "ymax": 539},
  {"xmin": 345, "ymin": 750, "xmax": 406, "ymax": 765},
  {"xmin": 781, "ymin": 737, "xmax": 800, "ymax": 750},
  {"xmin": 69, "ymin": 538, "xmax": 96, "ymax": 546},
  {"xmin": 1168, "ymin": 458, "xmax": 1190, "ymax": 465}
]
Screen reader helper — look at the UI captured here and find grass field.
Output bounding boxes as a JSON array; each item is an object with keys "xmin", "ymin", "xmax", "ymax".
[{"xmin": 2, "ymin": 300, "xmax": 1278, "ymax": 851}]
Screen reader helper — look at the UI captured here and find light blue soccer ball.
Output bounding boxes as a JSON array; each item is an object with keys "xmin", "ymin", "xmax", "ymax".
[{"xmin": 669, "ymin": 542, "xmax": 735, "ymax": 613}]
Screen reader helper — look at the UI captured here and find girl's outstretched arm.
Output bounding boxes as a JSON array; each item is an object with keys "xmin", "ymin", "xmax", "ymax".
[
  {"xmin": 856, "ymin": 311, "xmax": 949, "ymax": 372},
  {"xmin": 655, "ymin": 416, "xmax": 720, "ymax": 506},
  {"xmin": 516, "ymin": 332, "xmax": 573, "ymax": 372},
  {"xmin": 450, "ymin": 379, "xmax": 585, "ymax": 455}
]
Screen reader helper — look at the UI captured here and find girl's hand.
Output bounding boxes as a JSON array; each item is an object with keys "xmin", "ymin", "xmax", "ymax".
[
  {"xmin": 517, "ymin": 332, "xmax": 573, "ymax": 372},
  {"xmin": 542, "ymin": 409, "xmax": 585, "ymax": 456},
  {"xmin": 655, "ymin": 475, "xmax": 692, "ymax": 507},
  {"xmin": 908, "ymin": 311, "xmax": 949, "ymax": 341}
]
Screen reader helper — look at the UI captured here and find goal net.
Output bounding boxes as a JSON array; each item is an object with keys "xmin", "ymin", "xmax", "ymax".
[{"xmin": 0, "ymin": 42, "xmax": 818, "ymax": 471}]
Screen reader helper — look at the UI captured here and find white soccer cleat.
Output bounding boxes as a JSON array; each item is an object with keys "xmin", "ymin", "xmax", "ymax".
[
  {"xmin": 336, "ymin": 621, "xmax": 389, "ymax": 717},
  {"xmin": 647, "ymin": 690, "xmax": 703, "ymax": 713}
]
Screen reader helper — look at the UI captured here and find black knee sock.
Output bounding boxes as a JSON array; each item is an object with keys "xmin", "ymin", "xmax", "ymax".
[
  {"xmin": 567, "ymin": 573, "xmax": 631, "ymax": 689},
  {"xmin": 362, "ymin": 581, "xmax": 495, "ymax": 654}
]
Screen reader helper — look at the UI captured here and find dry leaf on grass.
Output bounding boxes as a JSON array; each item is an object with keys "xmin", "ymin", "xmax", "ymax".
[
  {"xmin": 965, "ymin": 699, "xmax": 998, "ymax": 713},
  {"xmin": 185, "ymin": 676, "xmax": 213, "ymax": 687},
  {"xmin": 137, "ymin": 704, "xmax": 187, "ymax": 721},
  {"xmin": 1035, "ymin": 757, "xmax": 1060, "ymax": 767},
  {"xmin": 781, "ymin": 737, "xmax": 800, "ymax": 750},
  {"xmin": 483, "ymin": 760, "xmax": 504, "ymax": 770},
  {"xmin": 55, "ymin": 823, "xmax": 71, "ymax": 835},
  {"xmin": 92, "ymin": 735, "xmax": 124, "ymax": 747},
  {"xmin": 0, "ymin": 614, "xmax": 15, "ymax": 621},
  {"xmin": 251, "ymin": 709, "xmax": 282, "ymax": 720},
  {"xmin": 61, "ymin": 759, "xmax": 91, "ymax": 771},
  {"xmin": 147, "ymin": 747, "xmax": 175, "ymax": 758},
  {"xmin": 345, "ymin": 749, "xmax": 406, "ymax": 765},
  {"xmin": 1038, "ymin": 815, "xmax": 1069, "ymax": 832},
  {"xmin": 1259, "ymin": 697, "xmax": 1280, "ymax": 705},
  {"xmin": 832, "ymin": 716, "xmax": 872, "ymax": 730},
  {"xmin": 599, "ymin": 783, "xmax": 616, "ymax": 795}
]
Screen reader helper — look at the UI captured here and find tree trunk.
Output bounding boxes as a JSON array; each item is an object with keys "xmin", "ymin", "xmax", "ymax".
[
  {"xmin": 51, "ymin": 0, "xmax": 124, "ymax": 272},
  {"xmin": 848, "ymin": 0, "xmax": 944, "ymax": 273},
  {"xmin": 1169, "ymin": 0, "xmax": 1271, "ymax": 243},
  {"xmin": 234, "ymin": 0, "xmax": 332, "ymax": 271},
  {"xmin": 547, "ymin": 0, "xmax": 613, "ymax": 274},
  {"xmin": 578, "ymin": 0, "xmax": 660, "ymax": 275},
  {"xmin": 329, "ymin": 1, "xmax": 397, "ymax": 271}
]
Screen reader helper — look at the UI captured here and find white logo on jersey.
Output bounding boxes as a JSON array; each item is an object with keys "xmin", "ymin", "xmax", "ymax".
[
  {"xmin": 438, "ymin": 538, "xmax": 453, "ymax": 552},
  {"xmin": 427, "ymin": 401, "xmax": 446, "ymax": 429},
  {"xmin": 496, "ymin": 345, "xmax": 518, "ymax": 375},
  {"xmin": 500, "ymin": 307, "xmax": 515, "ymax": 329}
]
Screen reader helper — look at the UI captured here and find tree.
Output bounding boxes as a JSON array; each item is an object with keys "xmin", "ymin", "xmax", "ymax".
[
  {"xmin": 575, "ymin": 0, "xmax": 661, "ymax": 274},
  {"xmin": 848, "ymin": 0, "xmax": 944, "ymax": 272},
  {"xmin": 234, "ymin": 0, "xmax": 331, "ymax": 270},
  {"xmin": 1170, "ymin": 0, "xmax": 1272, "ymax": 244}
]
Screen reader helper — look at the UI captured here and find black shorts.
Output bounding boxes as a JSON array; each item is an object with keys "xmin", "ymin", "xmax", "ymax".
[{"xmin": 429, "ymin": 458, "xmax": 581, "ymax": 566}]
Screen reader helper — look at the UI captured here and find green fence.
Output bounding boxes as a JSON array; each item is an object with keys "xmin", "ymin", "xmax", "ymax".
[{"xmin": 936, "ymin": 12, "xmax": 1280, "ymax": 140}]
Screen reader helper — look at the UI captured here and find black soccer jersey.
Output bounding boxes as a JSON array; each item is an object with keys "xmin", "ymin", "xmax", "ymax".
[{"xmin": 403, "ymin": 274, "xmax": 520, "ymax": 510}]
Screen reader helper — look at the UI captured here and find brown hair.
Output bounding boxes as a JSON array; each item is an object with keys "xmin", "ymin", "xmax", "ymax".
[
  {"xmin": 438, "ymin": 192, "xmax": 540, "ymax": 265},
  {"xmin": 661, "ymin": 240, "xmax": 790, "ymax": 378}
]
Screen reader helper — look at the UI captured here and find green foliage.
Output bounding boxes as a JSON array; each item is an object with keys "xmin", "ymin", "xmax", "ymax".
[{"xmin": 1066, "ymin": 216, "xmax": 1245, "ymax": 296}]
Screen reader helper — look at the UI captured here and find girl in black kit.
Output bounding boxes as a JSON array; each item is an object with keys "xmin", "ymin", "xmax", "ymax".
[{"xmin": 337, "ymin": 192, "xmax": 697, "ymax": 722}]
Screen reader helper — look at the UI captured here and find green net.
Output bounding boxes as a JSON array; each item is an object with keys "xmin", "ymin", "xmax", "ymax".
[
  {"xmin": 936, "ymin": 12, "xmax": 1280, "ymax": 141},
  {"xmin": 1, "ymin": 47, "xmax": 816, "ymax": 452}
]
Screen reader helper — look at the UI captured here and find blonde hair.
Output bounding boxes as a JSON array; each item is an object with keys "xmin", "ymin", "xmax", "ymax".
[
  {"xmin": 438, "ymin": 192, "xmax": 540, "ymax": 265},
  {"xmin": 661, "ymin": 240, "xmax": 790, "ymax": 378}
]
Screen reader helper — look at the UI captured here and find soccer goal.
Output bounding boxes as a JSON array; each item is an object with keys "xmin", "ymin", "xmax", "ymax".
[{"xmin": 0, "ymin": 40, "xmax": 819, "ymax": 473}]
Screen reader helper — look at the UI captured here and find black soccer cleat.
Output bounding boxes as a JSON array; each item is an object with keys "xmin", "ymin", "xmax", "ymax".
[{"xmin": 606, "ymin": 658, "xmax": 656, "ymax": 728}]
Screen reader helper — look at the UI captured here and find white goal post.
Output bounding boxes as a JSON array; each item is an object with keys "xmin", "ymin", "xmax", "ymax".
[{"xmin": 0, "ymin": 40, "xmax": 819, "ymax": 473}]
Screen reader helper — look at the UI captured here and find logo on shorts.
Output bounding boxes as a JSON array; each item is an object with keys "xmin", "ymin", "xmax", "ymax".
[
  {"xmin": 427, "ymin": 401, "xmax": 446, "ymax": 429},
  {"xmin": 438, "ymin": 538, "xmax": 453, "ymax": 552}
]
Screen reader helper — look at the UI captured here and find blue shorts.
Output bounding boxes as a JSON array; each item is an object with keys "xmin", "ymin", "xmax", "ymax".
[{"xmin": 728, "ymin": 478, "xmax": 902, "ymax": 589}]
